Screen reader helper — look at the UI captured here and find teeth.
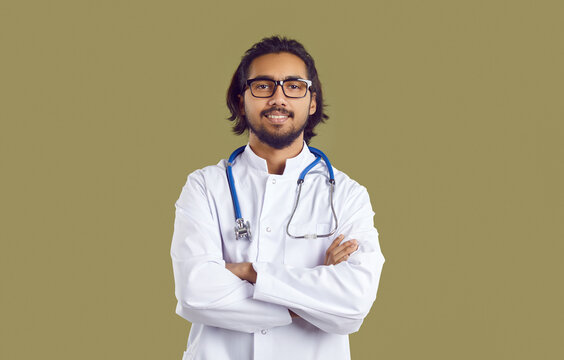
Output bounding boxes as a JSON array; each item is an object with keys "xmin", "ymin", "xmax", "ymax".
[{"xmin": 267, "ymin": 115, "xmax": 288, "ymax": 119}]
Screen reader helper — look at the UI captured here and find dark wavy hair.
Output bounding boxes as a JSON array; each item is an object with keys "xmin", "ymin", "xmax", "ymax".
[{"xmin": 226, "ymin": 36, "xmax": 329, "ymax": 144}]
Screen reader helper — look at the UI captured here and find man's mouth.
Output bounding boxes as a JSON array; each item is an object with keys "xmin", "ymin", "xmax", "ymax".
[
  {"xmin": 265, "ymin": 114, "xmax": 288, "ymax": 124},
  {"xmin": 262, "ymin": 109, "xmax": 292, "ymax": 124}
]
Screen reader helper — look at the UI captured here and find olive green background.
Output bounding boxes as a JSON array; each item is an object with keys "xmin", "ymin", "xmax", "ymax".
[{"xmin": 1, "ymin": 0, "xmax": 562, "ymax": 359}]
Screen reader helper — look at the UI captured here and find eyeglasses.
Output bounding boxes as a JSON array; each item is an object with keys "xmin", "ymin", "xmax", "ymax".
[{"xmin": 245, "ymin": 78, "xmax": 313, "ymax": 98}]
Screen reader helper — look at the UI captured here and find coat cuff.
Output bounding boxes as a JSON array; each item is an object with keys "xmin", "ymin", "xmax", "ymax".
[
  {"xmin": 252, "ymin": 262, "xmax": 278, "ymax": 303},
  {"xmin": 252, "ymin": 262, "xmax": 293, "ymax": 325}
]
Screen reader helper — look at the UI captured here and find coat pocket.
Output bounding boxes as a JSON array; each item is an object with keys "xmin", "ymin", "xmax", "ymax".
[{"xmin": 284, "ymin": 223, "xmax": 333, "ymax": 268}]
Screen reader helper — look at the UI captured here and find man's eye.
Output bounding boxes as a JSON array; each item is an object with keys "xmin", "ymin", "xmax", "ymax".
[{"xmin": 254, "ymin": 83, "xmax": 271, "ymax": 90}]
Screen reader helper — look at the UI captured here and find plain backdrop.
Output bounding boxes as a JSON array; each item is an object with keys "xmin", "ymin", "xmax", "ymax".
[{"xmin": 1, "ymin": 0, "xmax": 563, "ymax": 359}]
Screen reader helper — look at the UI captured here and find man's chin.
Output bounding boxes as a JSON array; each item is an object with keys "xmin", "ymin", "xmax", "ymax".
[
  {"xmin": 253, "ymin": 131, "xmax": 303, "ymax": 150},
  {"xmin": 248, "ymin": 118, "xmax": 306, "ymax": 150}
]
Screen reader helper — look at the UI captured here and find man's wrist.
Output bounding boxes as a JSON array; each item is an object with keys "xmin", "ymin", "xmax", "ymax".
[
  {"xmin": 226, "ymin": 262, "xmax": 257, "ymax": 284},
  {"xmin": 245, "ymin": 262, "xmax": 257, "ymax": 283}
]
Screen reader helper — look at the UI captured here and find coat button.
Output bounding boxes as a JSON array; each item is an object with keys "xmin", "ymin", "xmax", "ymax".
[
  {"xmin": 272, "ymin": 179, "xmax": 276, "ymax": 184},
  {"xmin": 261, "ymin": 329, "xmax": 268, "ymax": 335},
  {"xmin": 266, "ymin": 227, "xmax": 271, "ymax": 232}
]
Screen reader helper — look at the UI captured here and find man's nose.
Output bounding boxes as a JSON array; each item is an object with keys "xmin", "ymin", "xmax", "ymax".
[{"xmin": 267, "ymin": 84, "xmax": 288, "ymax": 106}]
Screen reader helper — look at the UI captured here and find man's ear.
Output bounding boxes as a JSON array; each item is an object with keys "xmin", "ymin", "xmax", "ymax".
[
  {"xmin": 238, "ymin": 94, "xmax": 245, "ymax": 116},
  {"xmin": 309, "ymin": 92, "xmax": 317, "ymax": 115}
]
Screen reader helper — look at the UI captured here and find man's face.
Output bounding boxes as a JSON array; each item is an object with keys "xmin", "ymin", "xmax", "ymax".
[{"xmin": 240, "ymin": 52, "xmax": 317, "ymax": 150}]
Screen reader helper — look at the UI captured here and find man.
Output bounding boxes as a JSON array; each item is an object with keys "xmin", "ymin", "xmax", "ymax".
[{"xmin": 171, "ymin": 36, "xmax": 385, "ymax": 360}]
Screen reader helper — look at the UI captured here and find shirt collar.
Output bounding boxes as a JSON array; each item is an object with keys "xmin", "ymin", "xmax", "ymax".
[{"xmin": 239, "ymin": 141, "xmax": 316, "ymax": 177}]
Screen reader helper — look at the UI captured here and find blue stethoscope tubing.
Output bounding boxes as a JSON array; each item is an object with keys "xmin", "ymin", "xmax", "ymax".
[{"xmin": 226, "ymin": 145, "xmax": 338, "ymax": 240}]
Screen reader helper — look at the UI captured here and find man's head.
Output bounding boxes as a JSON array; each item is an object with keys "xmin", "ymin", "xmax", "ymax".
[{"xmin": 227, "ymin": 36, "xmax": 328, "ymax": 148}]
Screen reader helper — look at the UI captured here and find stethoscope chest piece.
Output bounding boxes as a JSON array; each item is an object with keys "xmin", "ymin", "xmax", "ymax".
[{"xmin": 234, "ymin": 218, "xmax": 251, "ymax": 241}]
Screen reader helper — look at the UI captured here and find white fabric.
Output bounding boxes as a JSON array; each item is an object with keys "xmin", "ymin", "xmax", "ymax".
[{"xmin": 171, "ymin": 143, "xmax": 385, "ymax": 360}]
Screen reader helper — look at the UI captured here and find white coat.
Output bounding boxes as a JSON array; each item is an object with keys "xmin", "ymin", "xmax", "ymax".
[{"xmin": 171, "ymin": 143, "xmax": 385, "ymax": 360}]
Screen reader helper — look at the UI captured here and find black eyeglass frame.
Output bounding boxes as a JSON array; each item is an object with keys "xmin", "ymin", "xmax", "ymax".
[{"xmin": 244, "ymin": 78, "xmax": 313, "ymax": 98}]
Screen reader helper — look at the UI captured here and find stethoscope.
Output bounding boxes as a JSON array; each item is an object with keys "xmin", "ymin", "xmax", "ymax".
[{"xmin": 226, "ymin": 146, "xmax": 338, "ymax": 241}]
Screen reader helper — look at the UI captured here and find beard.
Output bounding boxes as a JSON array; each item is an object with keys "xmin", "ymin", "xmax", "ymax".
[{"xmin": 246, "ymin": 107, "xmax": 308, "ymax": 150}]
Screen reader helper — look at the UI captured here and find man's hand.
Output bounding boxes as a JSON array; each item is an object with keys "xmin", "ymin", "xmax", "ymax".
[
  {"xmin": 324, "ymin": 234, "xmax": 358, "ymax": 266},
  {"xmin": 225, "ymin": 262, "xmax": 257, "ymax": 283}
]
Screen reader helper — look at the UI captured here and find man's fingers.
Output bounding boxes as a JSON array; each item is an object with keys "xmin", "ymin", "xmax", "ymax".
[
  {"xmin": 334, "ymin": 239, "xmax": 358, "ymax": 256},
  {"xmin": 333, "ymin": 254, "xmax": 350, "ymax": 265},
  {"xmin": 324, "ymin": 235, "xmax": 344, "ymax": 264},
  {"xmin": 331, "ymin": 240, "xmax": 358, "ymax": 261},
  {"xmin": 325, "ymin": 236, "xmax": 360, "ymax": 266},
  {"xmin": 325, "ymin": 234, "xmax": 345, "ymax": 255}
]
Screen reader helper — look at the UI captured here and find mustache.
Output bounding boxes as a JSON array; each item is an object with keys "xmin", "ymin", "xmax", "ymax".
[{"xmin": 261, "ymin": 107, "xmax": 293, "ymax": 117}]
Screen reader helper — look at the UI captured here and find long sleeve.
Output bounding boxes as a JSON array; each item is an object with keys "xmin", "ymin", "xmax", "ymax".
[
  {"xmin": 171, "ymin": 171, "xmax": 292, "ymax": 333},
  {"xmin": 252, "ymin": 186, "xmax": 385, "ymax": 335}
]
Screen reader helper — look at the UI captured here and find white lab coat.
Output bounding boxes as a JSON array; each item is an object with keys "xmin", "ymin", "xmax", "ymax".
[{"xmin": 171, "ymin": 143, "xmax": 385, "ymax": 360}]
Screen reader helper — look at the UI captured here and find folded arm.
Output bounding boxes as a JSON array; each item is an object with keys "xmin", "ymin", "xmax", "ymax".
[
  {"xmin": 171, "ymin": 173, "xmax": 292, "ymax": 333},
  {"xmin": 251, "ymin": 187, "xmax": 385, "ymax": 335}
]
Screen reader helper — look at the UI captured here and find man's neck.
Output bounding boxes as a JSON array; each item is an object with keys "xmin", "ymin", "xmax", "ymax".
[{"xmin": 248, "ymin": 135, "xmax": 304, "ymax": 175}]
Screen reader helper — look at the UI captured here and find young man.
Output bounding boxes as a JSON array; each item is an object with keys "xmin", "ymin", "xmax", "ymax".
[{"xmin": 171, "ymin": 36, "xmax": 385, "ymax": 360}]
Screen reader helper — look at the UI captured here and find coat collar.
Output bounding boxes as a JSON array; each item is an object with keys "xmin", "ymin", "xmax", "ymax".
[{"xmin": 238, "ymin": 141, "xmax": 316, "ymax": 177}]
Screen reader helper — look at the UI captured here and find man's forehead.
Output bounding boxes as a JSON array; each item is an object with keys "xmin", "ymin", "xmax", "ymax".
[{"xmin": 247, "ymin": 52, "xmax": 308, "ymax": 79}]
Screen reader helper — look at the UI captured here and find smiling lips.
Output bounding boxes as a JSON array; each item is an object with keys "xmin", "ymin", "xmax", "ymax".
[
  {"xmin": 264, "ymin": 110, "xmax": 291, "ymax": 124},
  {"xmin": 266, "ymin": 114, "xmax": 288, "ymax": 124}
]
